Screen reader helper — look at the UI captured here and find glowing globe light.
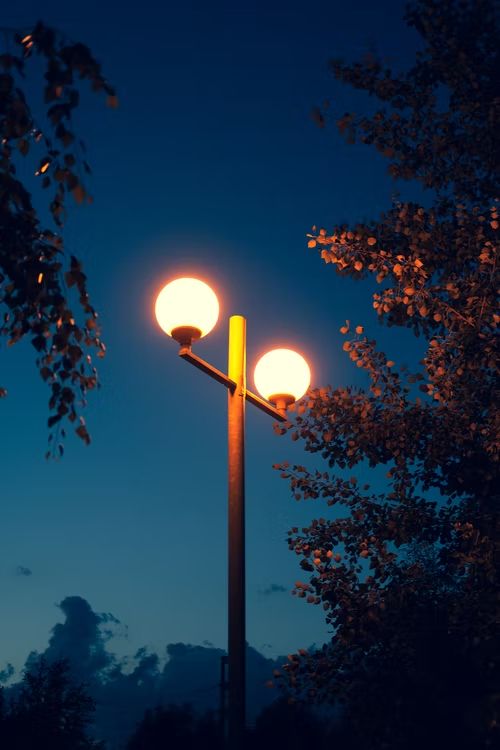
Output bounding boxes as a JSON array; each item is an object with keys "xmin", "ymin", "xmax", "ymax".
[
  {"xmin": 155, "ymin": 277, "xmax": 219, "ymax": 345},
  {"xmin": 254, "ymin": 348, "xmax": 311, "ymax": 408}
]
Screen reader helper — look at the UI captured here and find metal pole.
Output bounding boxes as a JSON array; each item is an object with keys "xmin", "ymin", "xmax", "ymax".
[
  {"xmin": 219, "ymin": 655, "xmax": 228, "ymax": 741},
  {"xmin": 227, "ymin": 315, "xmax": 246, "ymax": 748}
]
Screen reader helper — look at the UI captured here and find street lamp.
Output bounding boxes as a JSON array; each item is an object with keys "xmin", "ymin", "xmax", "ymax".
[
  {"xmin": 254, "ymin": 348, "xmax": 311, "ymax": 411},
  {"xmin": 155, "ymin": 276, "xmax": 311, "ymax": 748}
]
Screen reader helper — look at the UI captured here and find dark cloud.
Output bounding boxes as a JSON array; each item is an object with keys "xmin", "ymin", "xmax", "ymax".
[
  {"xmin": 23, "ymin": 595, "xmax": 122, "ymax": 687},
  {"xmin": 92, "ymin": 636, "xmax": 280, "ymax": 748},
  {"xmin": 9, "ymin": 595, "xmax": 284, "ymax": 750},
  {"xmin": 15, "ymin": 565, "xmax": 32, "ymax": 577},
  {"xmin": 45, "ymin": 596, "xmax": 116, "ymax": 680},
  {"xmin": 259, "ymin": 583, "xmax": 287, "ymax": 596},
  {"xmin": 0, "ymin": 663, "xmax": 14, "ymax": 684}
]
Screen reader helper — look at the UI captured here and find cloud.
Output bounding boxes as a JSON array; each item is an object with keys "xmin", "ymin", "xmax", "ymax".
[
  {"xmin": 16, "ymin": 565, "xmax": 32, "ymax": 577},
  {"xmin": 8, "ymin": 595, "xmax": 285, "ymax": 750},
  {"xmin": 0, "ymin": 663, "xmax": 14, "ymax": 684},
  {"xmin": 24, "ymin": 596, "xmax": 119, "ymax": 683},
  {"xmin": 259, "ymin": 583, "xmax": 287, "ymax": 596}
]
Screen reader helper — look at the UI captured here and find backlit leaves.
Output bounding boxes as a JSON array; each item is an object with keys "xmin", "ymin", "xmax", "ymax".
[{"xmin": 276, "ymin": 1, "xmax": 499, "ymax": 736}]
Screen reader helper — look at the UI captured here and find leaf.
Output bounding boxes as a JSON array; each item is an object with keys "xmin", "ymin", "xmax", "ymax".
[
  {"xmin": 367, "ymin": 237, "xmax": 377, "ymax": 245},
  {"xmin": 308, "ymin": 239, "xmax": 317, "ymax": 248},
  {"xmin": 106, "ymin": 94, "xmax": 119, "ymax": 108},
  {"xmin": 17, "ymin": 138, "xmax": 29, "ymax": 156},
  {"xmin": 72, "ymin": 184, "xmax": 86, "ymax": 204},
  {"xmin": 62, "ymin": 131, "xmax": 74, "ymax": 147},
  {"xmin": 76, "ymin": 424, "xmax": 91, "ymax": 445},
  {"xmin": 354, "ymin": 260, "xmax": 363, "ymax": 271},
  {"xmin": 311, "ymin": 106, "xmax": 325, "ymax": 127}
]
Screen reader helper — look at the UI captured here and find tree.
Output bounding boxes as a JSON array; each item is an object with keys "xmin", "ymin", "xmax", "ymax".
[
  {"xmin": 126, "ymin": 704, "xmax": 220, "ymax": 750},
  {"xmin": 0, "ymin": 658, "xmax": 105, "ymax": 748},
  {"xmin": 0, "ymin": 22, "xmax": 116, "ymax": 450},
  {"xmin": 275, "ymin": 0, "xmax": 499, "ymax": 746},
  {"xmin": 251, "ymin": 698, "xmax": 332, "ymax": 750},
  {"xmin": 127, "ymin": 700, "xmax": 339, "ymax": 750}
]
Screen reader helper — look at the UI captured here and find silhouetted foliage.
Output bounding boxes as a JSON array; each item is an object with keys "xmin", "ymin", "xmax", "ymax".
[
  {"xmin": 0, "ymin": 21, "xmax": 116, "ymax": 451},
  {"xmin": 251, "ymin": 698, "xmax": 334, "ymax": 750},
  {"xmin": 0, "ymin": 657, "xmax": 104, "ymax": 748},
  {"xmin": 127, "ymin": 699, "xmax": 345, "ymax": 750},
  {"xmin": 126, "ymin": 704, "xmax": 220, "ymax": 750},
  {"xmin": 275, "ymin": 1, "xmax": 499, "ymax": 747}
]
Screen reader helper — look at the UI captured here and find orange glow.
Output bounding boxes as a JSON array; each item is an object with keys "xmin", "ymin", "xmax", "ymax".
[
  {"xmin": 155, "ymin": 277, "xmax": 219, "ymax": 338},
  {"xmin": 254, "ymin": 348, "xmax": 311, "ymax": 402}
]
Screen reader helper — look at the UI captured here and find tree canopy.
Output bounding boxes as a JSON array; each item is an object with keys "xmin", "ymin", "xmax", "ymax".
[
  {"xmin": 0, "ymin": 22, "xmax": 116, "ymax": 451},
  {"xmin": 127, "ymin": 705, "xmax": 220, "ymax": 750},
  {"xmin": 0, "ymin": 658, "xmax": 104, "ymax": 749},
  {"xmin": 275, "ymin": 1, "xmax": 499, "ymax": 746}
]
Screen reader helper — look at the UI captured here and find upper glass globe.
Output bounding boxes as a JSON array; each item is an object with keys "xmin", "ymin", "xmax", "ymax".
[
  {"xmin": 254, "ymin": 348, "xmax": 311, "ymax": 403},
  {"xmin": 155, "ymin": 277, "xmax": 219, "ymax": 340}
]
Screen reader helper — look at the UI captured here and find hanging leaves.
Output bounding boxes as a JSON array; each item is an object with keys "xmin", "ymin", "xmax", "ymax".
[{"xmin": 0, "ymin": 22, "xmax": 117, "ymax": 453}]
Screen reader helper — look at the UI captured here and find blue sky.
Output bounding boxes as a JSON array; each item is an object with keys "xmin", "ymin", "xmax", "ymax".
[{"xmin": 0, "ymin": 0, "xmax": 421, "ymax": 676}]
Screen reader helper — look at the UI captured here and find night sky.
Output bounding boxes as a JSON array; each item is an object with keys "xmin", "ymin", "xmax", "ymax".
[{"xmin": 1, "ymin": 0, "xmax": 421, "ymax": 679}]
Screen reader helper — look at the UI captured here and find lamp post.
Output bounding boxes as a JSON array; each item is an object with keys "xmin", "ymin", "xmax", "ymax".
[{"xmin": 155, "ymin": 277, "xmax": 311, "ymax": 748}]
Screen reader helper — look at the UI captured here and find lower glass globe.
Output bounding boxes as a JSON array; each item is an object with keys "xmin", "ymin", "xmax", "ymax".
[{"xmin": 254, "ymin": 348, "xmax": 311, "ymax": 403}]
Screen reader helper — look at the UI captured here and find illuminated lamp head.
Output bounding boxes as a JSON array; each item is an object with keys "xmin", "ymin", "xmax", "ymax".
[
  {"xmin": 254, "ymin": 348, "xmax": 311, "ymax": 411},
  {"xmin": 155, "ymin": 277, "xmax": 219, "ymax": 346}
]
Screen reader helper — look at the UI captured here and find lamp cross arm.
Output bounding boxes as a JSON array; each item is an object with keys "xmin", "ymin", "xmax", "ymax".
[
  {"xmin": 179, "ymin": 346, "xmax": 236, "ymax": 391},
  {"xmin": 178, "ymin": 346, "xmax": 287, "ymax": 422},
  {"xmin": 245, "ymin": 389, "xmax": 287, "ymax": 422}
]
